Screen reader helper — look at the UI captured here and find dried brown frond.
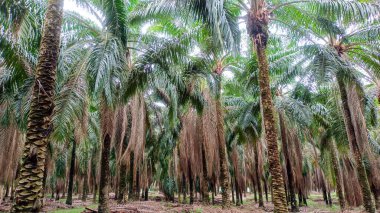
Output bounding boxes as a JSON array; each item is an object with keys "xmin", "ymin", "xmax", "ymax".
[
  {"xmin": 0, "ymin": 125, "xmax": 24, "ymax": 184},
  {"xmin": 177, "ymin": 109, "xmax": 202, "ymax": 180},
  {"xmin": 100, "ymin": 103, "xmax": 115, "ymax": 139},
  {"xmin": 201, "ymin": 91, "xmax": 220, "ymax": 180},
  {"xmin": 347, "ymin": 84, "xmax": 380, "ymax": 189},
  {"xmin": 342, "ymin": 156, "xmax": 363, "ymax": 206},
  {"xmin": 122, "ymin": 94, "xmax": 147, "ymax": 182}
]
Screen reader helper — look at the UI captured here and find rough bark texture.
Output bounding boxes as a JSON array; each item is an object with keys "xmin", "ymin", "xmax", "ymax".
[
  {"xmin": 255, "ymin": 45, "xmax": 288, "ymax": 212},
  {"xmin": 216, "ymin": 95, "xmax": 231, "ymax": 208},
  {"xmin": 337, "ymin": 77, "xmax": 375, "ymax": 213},
  {"xmin": 98, "ymin": 134, "xmax": 111, "ymax": 213},
  {"xmin": 42, "ymin": 154, "xmax": 49, "ymax": 202},
  {"xmin": 247, "ymin": 2, "xmax": 288, "ymax": 210},
  {"xmin": 279, "ymin": 112, "xmax": 298, "ymax": 212},
  {"xmin": 329, "ymin": 139, "xmax": 345, "ymax": 210},
  {"xmin": 12, "ymin": 0, "xmax": 64, "ymax": 211},
  {"xmin": 66, "ymin": 140, "xmax": 76, "ymax": 205}
]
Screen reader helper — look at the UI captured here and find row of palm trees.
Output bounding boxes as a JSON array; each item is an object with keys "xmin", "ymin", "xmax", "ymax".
[{"xmin": 1, "ymin": 0, "xmax": 380, "ymax": 212}]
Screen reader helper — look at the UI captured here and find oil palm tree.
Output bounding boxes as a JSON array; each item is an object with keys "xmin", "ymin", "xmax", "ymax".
[
  {"xmin": 231, "ymin": 0, "xmax": 380, "ymax": 211},
  {"xmin": 281, "ymin": 15, "xmax": 380, "ymax": 212},
  {"xmin": 1, "ymin": 0, "xmax": 90, "ymax": 208},
  {"xmin": 0, "ymin": 0, "xmax": 45, "ymax": 196},
  {"xmin": 10, "ymin": 0, "xmax": 64, "ymax": 211}
]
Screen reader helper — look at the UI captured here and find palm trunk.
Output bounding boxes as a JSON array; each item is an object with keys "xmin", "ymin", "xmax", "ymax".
[
  {"xmin": 240, "ymin": 190, "xmax": 243, "ymax": 205},
  {"xmin": 144, "ymin": 188, "xmax": 149, "ymax": 201},
  {"xmin": 55, "ymin": 188, "xmax": 60, "ymax": 201},
  {"xmin": 216, "ymin": 83, "xmax": 230, "ymax": 208},
  {"xmin": 256, "ymin": 172, "xmax": 264, "ymax": 207},
  {"xmin": 255, "ymin": 45, "xmax": 288, "ymax": 212},
  {"xmin": 201, "ymin": 143, "xmax": 210, "ymax": 204},
  {"xmin": 5, "ymin": 184, "xmax": 10, "ymax": 198},
  {"xmin": 128, "ymin": 152, "xmax": 134, "ymax": 200},
  {"xmin": 189, "ymin": 163, "xmax": 194, "ymax": 205},
  {"xmin": 248, "ymin": 1, "xmax": 288, "ymax": 211},
  {"xmin": 264, "ymin": 177, "xmax": 269, "ymax": 202},
  {"xmin": 337, "ymin": 76, "xmax": 375, "ymax": 213},
  {"xmin": 98, "ymin": 134, "xmax": 111, "ymax": 213},
  {"xmin": 253, "ymin": 141, "xmax": 264, "ymax": 207},
  {"xmin": 92, "ymin": 167, "xmax": 97, "ymax": 203},
  {"xmin": 327, "ymin": 190, "xmax": 332, "ymax": 206},
  {"xmin": 12, "ymin": 0, "xmax": 64, "ymax": 211},
  {"xmin": 135, "ymin": 169, "xmax": 140, "ymax": 200},
  {"xmin": 211, "ymin": 182, "xmax": 215, "ymax": 205},
  {"xmin": 231, "ymin": 179, "xmax": 235, "ymax": 204},
  {"xmin": 328, "ymin": 138, "xmax": 345, "ymax": 210},
  {"xmin": 82, "ymin": 171, "xmax": 88, "ymax": 202},
  {"xmin": 279, "ymin": 112, "xmax": 298, "ymax": 212},
  {"xmin": 253, "ymin": 182, "xmax": 257, "ymax": 203},
  {"xmin": 93, "ymin": 184, "xmax": 98, "ymax": 203},
  {"xmin": 302, "ymin": 194, "xmax": 307, "ymax": 206},
  {"xmin": 42, "ymin": 154, "xmax": 49, "ymax": 203},
  {"xmin": 372, "ymin": 186, "xmax": 380, "ymax": 209},
  {"xmin": 298, "ymin": 192, "xmax": 303, "ymax": 207},
  {"xmin": 182, "ymin": 174, "xmax": 187, "ymax": 204},
  {"xmin": 321, "ymin": 178, "xmax": 328, "ymax": 205},
  {"xmin": 66, "ymin": 139, "xmax": 76, "ymax": 205},
  {"xmin": 118, "ymin": 135, "xmax": 128, "ymax": 204},
  {"xmin": 235, "ymin": 176, "xmax": 240, "ymax": 206},
  {"xmin": 118, "ymin": 163, "xmax": 127, "ymax": 204}
]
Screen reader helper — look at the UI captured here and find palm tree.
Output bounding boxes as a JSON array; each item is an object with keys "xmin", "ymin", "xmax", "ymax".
[
  {"xmin": 285, "ymin": 15, "xmax": 380, "ymax": 212},
  {"xmin": 244, "ymin": 1, "xmax": 288, "ymax": 210},
  {"xmin": 12, "ymin": 0, "xmax": 64, "ymax": 211},
  {"xmin": 0, "ymin": 0, "xmax": 45, "ymax": 203},
  {"xmin": 234, "ymin": 0, "xmax": 380, "ymax": 211}
]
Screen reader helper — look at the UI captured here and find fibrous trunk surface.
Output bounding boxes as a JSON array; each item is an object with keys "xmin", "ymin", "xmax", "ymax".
[{"xmin": 12, "ymin": 0, "xmax": 64, "ymax": 211}]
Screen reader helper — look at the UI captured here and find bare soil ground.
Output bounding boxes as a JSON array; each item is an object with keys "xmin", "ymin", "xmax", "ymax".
[{"xmin": 0, "ymin": 192, "xmax": 365, "ymax": 212}]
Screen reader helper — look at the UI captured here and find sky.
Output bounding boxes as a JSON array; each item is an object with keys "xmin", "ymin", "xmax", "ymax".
[
  {"xmin": 64, "ymin": 0, "xmax": 101, "ymax": 25},
  {"xmin": 64, "ymin": 0, "xmax": 84, "ymax": 14}
]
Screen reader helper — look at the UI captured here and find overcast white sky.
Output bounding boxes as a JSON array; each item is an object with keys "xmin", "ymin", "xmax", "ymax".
[
  {"xmin": 64, "ymin": 0, "xmax": 101, "ymax": 25},
  {"xmin": 64, "ymin": 0, "xmax": 83, "ymax": 14}
]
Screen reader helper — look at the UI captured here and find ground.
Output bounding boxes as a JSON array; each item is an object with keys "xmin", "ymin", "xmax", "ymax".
[{"xmin": 0, "ymin": 191, "xmax": 364, "ymax": 212}]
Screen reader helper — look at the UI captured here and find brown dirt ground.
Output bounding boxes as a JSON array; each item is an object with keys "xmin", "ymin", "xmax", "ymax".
[{"xmin": 0, "ymin": 192, "xmax": 365, "ymax": 212}]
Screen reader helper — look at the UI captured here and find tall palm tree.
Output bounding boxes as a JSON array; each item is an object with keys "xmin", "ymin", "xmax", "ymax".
[
  {"xmin": 0, "ymin": 0, "xmax": 45, "ymax": 199},
  {"xmin": 244, "ymin": 1, "xmax": 288, "ymax": 210},
  {"xmin": 12, "ymin": 0, "xmax": 64, "ymax": 211},
  {"xmin": 235, "ymin": 0, "xmax": 380, "ymax": 211},
  {"xmin": 285, "ymin": 15, "xmax": 380, "ymax": 212}
]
